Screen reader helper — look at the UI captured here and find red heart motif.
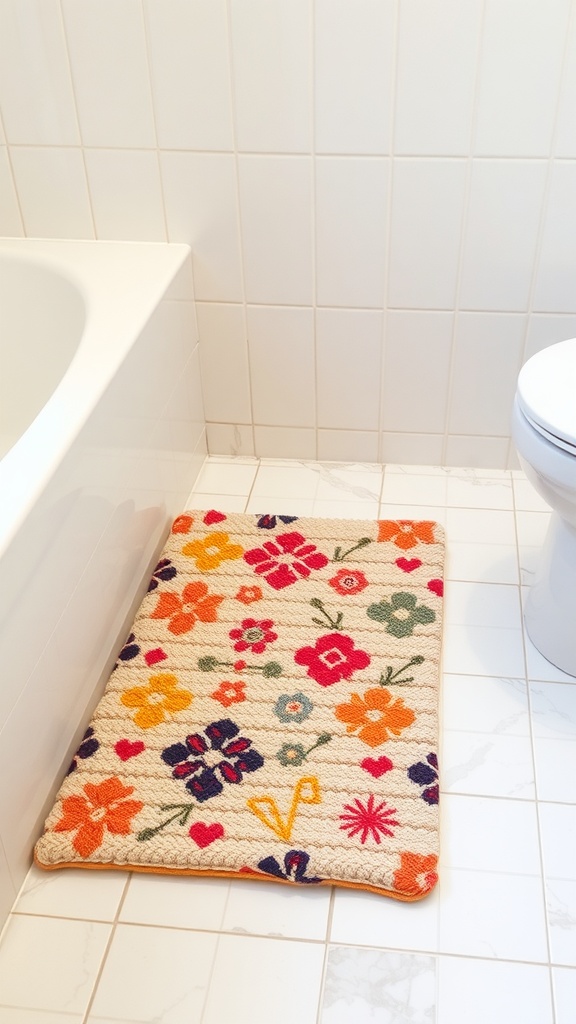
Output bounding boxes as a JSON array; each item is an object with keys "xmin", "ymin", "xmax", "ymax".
[
  {"xmin": 115, "ymin": 739, "xmax": 145, "ymax": 761},
  {"xmin": 203, "ymin": 510, "xmax": 226, "ymax": 526},
  {"xmin": 361, "ymin": 756, "xmax": 394, "ymax": 778},
  {"xmin": 427, "ymin": 578, "xmax": 444, "ymax": 597},
  {"xmin": 396, "ymin": 557, "xmax": 422, "ymax": 573},
  {"xmin": 144, "ymin": 647, "xmax": 167, "ymax": 667},
  {"xmin": 189, "ymin": 822, "xmax": 225, "ymax": 849}
]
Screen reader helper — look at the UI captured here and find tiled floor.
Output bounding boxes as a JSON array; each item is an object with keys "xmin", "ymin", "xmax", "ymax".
[{"xmin": 0, "ymin": 457, "xmax": 575, "ymax": 1024}]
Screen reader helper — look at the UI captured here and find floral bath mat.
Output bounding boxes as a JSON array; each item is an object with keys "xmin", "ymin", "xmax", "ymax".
[{"xmin": 35, "ymin": 511, "xmax": 444, "ymax": 901}]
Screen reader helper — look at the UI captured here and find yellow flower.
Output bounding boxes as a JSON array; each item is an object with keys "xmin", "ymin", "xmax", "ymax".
[
  {"xmin": 182, "ymin": 531, "xmax": 243, "ymax": 571},
  {"xmin": 121, "ymin": 673, "xmax": 193, "ymax": 729}
]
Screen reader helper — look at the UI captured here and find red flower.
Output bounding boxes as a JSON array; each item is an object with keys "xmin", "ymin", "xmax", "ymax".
[
  {"xmin": 294, "ymin": 632, "xmax": 370, "ymax": 686},
  {"xmin": 329, "ymin": 569, "xmax": 369, "ymax": 596},
  {"xmin": 229, "ymin": 618, "xmax": 278, "ymax": 654},
  {"xmin": 339, "ymin": 794, "xmax": 399, "ymax": 844},
  {"xmin": 243, "ymin": 532, "xmax": 329, "ymax": 591}
]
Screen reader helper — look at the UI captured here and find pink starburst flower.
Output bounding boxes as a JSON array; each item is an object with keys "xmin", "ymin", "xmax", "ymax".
[{"xmin": 339, "ymin": 794, "xmax": 399, "ymax": 844}]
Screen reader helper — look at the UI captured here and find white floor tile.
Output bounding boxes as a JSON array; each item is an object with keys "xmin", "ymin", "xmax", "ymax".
[
  {"xmin": 441, "ymin": 730, "xmax": 535, "ymax": 799},
  {"xmin": 245, "ymin": 495, "xmax": 316, "ymax": 517},
  {"xmin": 14, "ymin": 866, "xmax": 128, "ymax": 922},
  {"xmin": 529, "ymin": 681, "xmax": 576, "ymax": 739},
  {"xmin": 513, "ymin": 476, "xmax": 552, "ymax": 512},
  {"xmin": 539, "ymin": 803, "xmax": 576, "ymax": 879},
  {"xmin": 87, "ymin": 923, "xmax": 218, "ymax": 1023},
  {"xmin": 532, "ymin": 737, "xmax": 576, "ymax": 803},
  {"xmin": 315, "ymin": 467, "xmax": 382, "ymax": 502},
  {"xmin": 525, "ymin": 635, "xmax": 576, "ymax": 683},
  {"xmin": 437, "ymin": 957, "xmax": 553, "ymax": 1024},
  {"xmin": 546, "ymin": 879, "xmax": 576, "ymax": 966},
  {"xmin": 441, "ymin": 674, "xmax": 530, "ymax": 735},
  {"xmin": 438, "ymin": 869, "xmax": 548, "ymax": 961},
  {"xmin": 443, "ymin": 624, "xmax": 525, "ymax": 677},
  {"xmin": 447, "ymin": 507, "xmax": 517, "ymax": 545},
  {"xmin": 185, "ymin": 492, "xmax": 248, "ymax": 512},
  {"xmin": 379, "ymin": 503, "xmax": 448, "ymax": 526},
  {"xmin": 0, "ymin": 916, "xmax": 110, "ymax": 1014},
  {"xmin": 330, "ymin": 886, "xmax": 440, "ymax": 953},
  {"xmin": 444, "ymin": 581, "xmax": 522, "ymax": 629},
  {"xmin": 552, "ymin": 966, "xmax": 576, "ymax": 1024},
  {"xmin": 221, "ymin": 877, "xmax": 331, "ymax": 940},
  {"xmin": 251, "ymin": 463, "xmax": 320, "ymax": 499},
  {"xmin": 320, "ymin": 947, "xmax": 436, "ymax": 1024},
  {"xmin": 312, "ymin": 499, "xmax": 380, "ymax": 520},
  {"xmin": 119, "ymin": 874, "xmax": 230, "ymax": 930},
  {"xmin": 201, "ymin": 933, "xmax": 325, "ymax": 1024},
  {"xmin": 441, "ymin": 794, "xmax": 541, "ymax": 874},
  {"xmin": 193, "ymin": 459, "xmax": 258, "ymax": 495},
  {"xmin": 446, "ymin": 541, "xmax": 518, "ymax": 584},
  {"xmin": 0, "ymin": 1011, "xmax": 84, "ymax": 1023}
]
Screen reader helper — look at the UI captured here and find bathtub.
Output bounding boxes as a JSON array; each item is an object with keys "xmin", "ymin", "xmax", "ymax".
[{"xmin": 0, "ymin": 239, "xmax": 206, "ymax": 922}]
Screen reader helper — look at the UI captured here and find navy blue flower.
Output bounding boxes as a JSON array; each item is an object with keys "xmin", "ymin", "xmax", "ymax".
[
  {"xmin": 161, "ymin": 719, "xmax": 264, "ymax": 802},
  {"xmin": 407, "ymin": 753, "xmax": 439, "ymax": 805},
  {"xmin": 256, "ymin": 514, "xmax": 299, "ymax": 530},
  {"xmin": 148, "ymin": 558, "xmax": 177, "ymax": 592},
  {"xmin": 117, "ymin": 632, "xmax": 140, "ymax": 664},
  {"xmin": 258, "ymin": 850, "xmax": 322, "ymax": 884},
  {"xmin": 67, "ymin": 727, "xmax": 99, "ymax": 775}
]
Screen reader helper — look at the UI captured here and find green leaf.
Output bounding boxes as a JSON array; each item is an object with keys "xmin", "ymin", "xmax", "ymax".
[
  {"xmin": 263, "ymin": 661, "xmax": 282, "ymax": 678},
  {"xmin": 198, "ymin": 656, "xmax": 218, "ymax": 672}
]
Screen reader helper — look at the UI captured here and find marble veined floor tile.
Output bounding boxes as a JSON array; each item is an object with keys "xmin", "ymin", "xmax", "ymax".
[
  {"xmin": 87, "ymin": 924, "xmax": 218, "ymax": 1023},
  {"xmin": 441, "ymin": 730, "xmax": 535, "ymax": 799},
  {"xmin": 441, "ymin": 675, "xmax": 530, "ymax": 735},
  {"xmin": 14, "ymin": 865, "xmax": 128, "ymax": 922},
  {"xmin": 220, "ymin": 877, "xmax": 331, "ymax": 940},
  {"xmin": 437, "ymin": 957, "xmax": 553, "ymax": 1024},
  {"xmin": 546, "ymin": 879, "xmax": 576, "ymax": 966},
  {"xmin": 552, "ymin": 966, "xmax": 576, "ymax": 1024},
  {"xmin": 0, "ymin": 916, "xmax": 111, "ymax": 1014},
  {"xmin": 119, "ymin": 873, "xmax": 231, "ymax": 930},
  {"xmin": 320, "ymin": 946, "xmax": 436, "ymax": 1024},
  {"xmin": 330, "ymin": 886, "xmax": 440, "ymax": 954},
  {"xmin": 440, "ymin": 794, "xmax": 541, "ymax": 875},
  {"xmin": 193, "ymin": 459, "xmax": 258, "ymax": 495}
]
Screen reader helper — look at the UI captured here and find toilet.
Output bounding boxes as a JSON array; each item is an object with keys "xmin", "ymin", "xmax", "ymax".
[{"xmin": 512, "ymin": 337, "xmax": 576, "ymax": 677}]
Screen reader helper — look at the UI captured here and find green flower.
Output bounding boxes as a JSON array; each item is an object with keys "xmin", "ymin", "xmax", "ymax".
[
  {"xmin": 276, "ymin": 743, "xmax": 307, "ymax": 767},
  {"xmin": 367, "ymin": 592, "xmax": 436, "ymax": 638},
  {"xmin": 273, "ymin": 692, "xmax": 313, "ymax": 724}
]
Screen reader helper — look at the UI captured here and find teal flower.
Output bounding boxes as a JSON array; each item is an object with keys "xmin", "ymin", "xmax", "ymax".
[
  {"xmin": 367, "ymin": 592, "xmax": 435, "ymax": 638},
  {"xmin": 273, "ymin": 692, "xmax": 313, "ymax": 724}
]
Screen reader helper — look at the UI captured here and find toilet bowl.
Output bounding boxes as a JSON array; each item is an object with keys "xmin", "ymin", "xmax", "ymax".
[{"xmin": 512, "ymin": 337, "xmax": 576, "ymax": 677}]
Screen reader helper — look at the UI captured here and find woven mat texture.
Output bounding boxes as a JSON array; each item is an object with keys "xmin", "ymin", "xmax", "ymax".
[{"xmin": 35, "ymin": 510, "xmax": 444, "ymax": 901}]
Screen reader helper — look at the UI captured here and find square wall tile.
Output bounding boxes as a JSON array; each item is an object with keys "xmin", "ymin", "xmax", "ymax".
[
  {"xmin": 0, "ymin": 148, "xmax": 22, "ymax": 235},
  {"xmin": 253, "ymin": 425, "xmax": 316, "ymax": 459},
  {"xmin": 315, "ymin": 0, "xmax": 395, "ymax": 154},
  {"xmin": 534, "ymin": 162, "xmax": 576, "ymax": 312},
  {"xmin": 524, "ymin": 314, "xmax": 576, "ymax": 361},
  {"xmin": 230, "ymin": 0, "xmax": 311, "ymax": 152},
  {"xmin": 85, "ymin": 149, "xmax": 166, "ymax": 241},
  {"xmin": 448, "ymin": 313, "xmax": 525, "ymax": 436},
  {"xmin": 555, "ymin": 13, "xmax": 576, "ymax": 157},
  {"xmin": 9, "ymin": 147, "xmax": 93, "ymax": 238},
  {"xmin": 206, "ymin": 423, "xmax": 255, "ymax": 457},
  {"xmin": 197, "ymin": 303, "xmax": 252, "ymax": 424},
  {"xmin": 382, "ymin": 311, "xmax": 453, "ymax": 433},
  {"xmin": 388, "ymin": 159, "xmax": 467, "ymax": 309},
  {"xmin": 318, "ymin": 430, "xmax": 379, "ymax": 463},
  {"xmin": 315, "ymin": 158, "xmax": 389, "ymax": 308},
  {"xmin": 239, "ymin": 156, "xmax": 313, "ymax": 305},
  {"xmin": 316, "ymin": 309, "xmax": 382, "ymax": 429},
  {"xmin": 0, "ymin": 0, "xmax": 79, "ymax": 145},
  {"xmin": 459, "ymin": 160, "xmax": 547, "ymax": 310},
  {"xmin": 62, "ymin": 0, "xmax": 155, "ymax": 148},
  {"xmin": 395, "ymin": 0, "xmax": 482, "ymax": 156},
  {"xmin": 247, "ymin": 305, "xmax": 315, "ymax": 426},
  {"xmin": 145, "ymin": 0, "xmax": 233, "ymax": 150},
  {"xmin": 444, "ymin": 436, "xmax": 510, "ymax": 470},
  {"xmin": 161, "ymin": 151, "xmax": 243, "ymax": 302},
  {"xmin": 381, "ymin": 432, "xmax": 444, "ymax": 466},
  {"xmin": 474, "ymin": 0, "xmax": 570, "ymax": 156}
]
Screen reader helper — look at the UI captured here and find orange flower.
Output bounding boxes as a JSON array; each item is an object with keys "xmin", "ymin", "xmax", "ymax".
[
  {"xmin": 121, "ymin": 672, "xmax": 193, "ymax": 728},
  {"xmin": 235, "ymin": 585, "xmax": 263, "ymax": 605},
  {"xmin": 53, "ymin": 777, "xmax": 143, "ymax": 857},
  {"xmin": 211, "ymin": 680, "xmax": 247, "ymax": 707},
  {"xmin": 335, "ymin": 687, "xmax": 415, "ymax": 747},
  {"xmin": 377, "ymin": 520, "xmax": 436, "ymax": 550},
  {"xmin": 172, "ymin": 513, "xmax": 194, "ymax": 534},
  {"xmin": 394, "ymin": 852, "xmax": 439, "ymax": 897},
  {"xmin": 151, "ymin": 581, "xmax": 224, "ymax": 635},
  {"xmin": 182, "ymin": 531, "xmax": 243, "ymax": 571}
]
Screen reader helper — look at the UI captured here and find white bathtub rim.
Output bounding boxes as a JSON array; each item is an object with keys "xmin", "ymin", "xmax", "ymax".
[{"xmin": 0, "ymin": 238, "xmax": 192, "ymax": 560}]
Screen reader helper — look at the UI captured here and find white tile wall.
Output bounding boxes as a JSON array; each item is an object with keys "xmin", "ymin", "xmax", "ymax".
[{"xmin": 2, "ymin": 0, "xmax": 576, "ymax": 466}]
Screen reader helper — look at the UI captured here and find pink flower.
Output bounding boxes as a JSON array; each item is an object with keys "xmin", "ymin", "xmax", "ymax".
[
  {"xmin": 243, "ymin": 532, "xmax": 329, "ymax": 591},
  {"xmin": 229, "ymin": 618, "xmax": 278, "ymax": 654},
  {"xmin": 329, "ymin": 569, "xmax": 369, "ymax": 596},
  {"xmin": 339, "ymin": 795, "xmax": 399, "ymax": 844},
  {"xmin": 294, "ymin": 632, "xmax": 370, "ymax": 687}
]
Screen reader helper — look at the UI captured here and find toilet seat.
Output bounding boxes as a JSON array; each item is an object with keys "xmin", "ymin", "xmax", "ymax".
[{"xmin": 517, "ymin": 338, "xmax": 576, "ymax": 455}]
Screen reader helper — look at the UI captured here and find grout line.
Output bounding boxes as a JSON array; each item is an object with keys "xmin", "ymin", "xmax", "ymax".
[
  {"xmin": 140, "ymin": 0, "xmax": 170, "ymax": 244},
  {"xmin": 79, "ymin": 870, "xmax": 132, "ymax": 1024},
  {"xmin": 225, "ymin": 0, "xmax": 256, "ymax": 461}
]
